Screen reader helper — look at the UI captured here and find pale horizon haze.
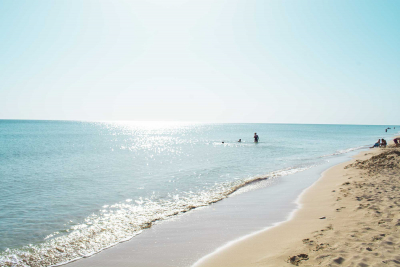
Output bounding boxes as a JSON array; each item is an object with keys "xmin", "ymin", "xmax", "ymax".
[{"xmin": 0, "ymin": 0, "xmax": 399, "ymax": 125}]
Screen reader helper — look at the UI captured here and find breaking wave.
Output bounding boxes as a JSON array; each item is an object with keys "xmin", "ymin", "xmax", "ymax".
[
  {"xmin": 321, "ymin": 146, "xmax": 367, "ymax": 158},
  {"xmin": 0, "ymin": 166, "xmax": 311, "ymax": 267}
]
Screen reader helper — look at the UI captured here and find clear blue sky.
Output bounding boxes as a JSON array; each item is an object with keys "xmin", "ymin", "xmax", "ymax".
[{"xmin": 0, "ymin": 0, "xmax": 399, "ymax": 124}]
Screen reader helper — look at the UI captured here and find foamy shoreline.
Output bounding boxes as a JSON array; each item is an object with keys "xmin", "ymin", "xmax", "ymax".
[
  {"xmin": 55, "ymin": 146, "xmax": 379, "ymax": 267},
  {"xmin": 195, "ymin": 138, "xmax": 400, "ymax": 266},
  {"xmin": 2, "ymin": 136, "xmax": 395, "ymax": 267},
  {"xmin": 54, "ymin": 147, "xmax": 359, "ymax": 267}
]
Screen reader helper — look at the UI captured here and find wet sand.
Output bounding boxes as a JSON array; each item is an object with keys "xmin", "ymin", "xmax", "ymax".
[
  {"xmin": 64, "ymin": 150, "xmax": 357, "ymax": 267},
  {"xmin": 195, "ymin": 142, "xmax": 400, "ymax": 266}
]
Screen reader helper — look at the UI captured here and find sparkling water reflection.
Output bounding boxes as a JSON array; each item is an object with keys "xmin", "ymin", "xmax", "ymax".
[{"xmin": 0, "ymin": 121, "xmax": 395, "ymax": 266}]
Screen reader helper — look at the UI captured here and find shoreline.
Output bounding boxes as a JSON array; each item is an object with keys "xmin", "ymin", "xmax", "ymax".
[
  {"xmin": 60, "ymin": 148, "xmax": 361, "ymax": 267},
  {"xmin": 61, "ymin": 149, "xmax": 363, "ymax": 267},
  {"xmin": 2, "ymin": 123, "xmax": 395, "ymax": 267},
  {"xmin": 4, "ymin": 135, "xmax": 395, "ymax": 267},
  {"xmin": 194, "ymin": 140, "xmax": 400, "ymax": 266}
]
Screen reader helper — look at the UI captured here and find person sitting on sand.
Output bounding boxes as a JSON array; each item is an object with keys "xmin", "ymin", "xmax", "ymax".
[
  {"xmin": 394, "ymin": 137, "xmax": 400, "ymax": 147},
  {"xmin": 381, "ymin": 139, "xmax": 387, "ymax": 148},
  {"xmin": 370, "ymin": 139, "xmax": 381, "ymax": 148},
  {"xmin": 254, "ymin": 133, "xmax": 259, "ymax": 143}
]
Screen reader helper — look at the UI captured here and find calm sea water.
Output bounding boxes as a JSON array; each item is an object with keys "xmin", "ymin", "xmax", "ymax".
[{"xmin": 0, "ymin": 121, "xmax": 396, "ymax": 266}]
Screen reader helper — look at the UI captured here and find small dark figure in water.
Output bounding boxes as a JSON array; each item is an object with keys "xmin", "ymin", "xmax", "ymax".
[
  {"xmin": 238, "ymin": 139, "xmax": 241, "ymax": 142},
  {"xmin": 254, "ymin": 133, "xmax": 259, "ymax": 143},
  {"xmin": 386, "ymin": 129, "xmax": 387, "ymax": 132},
  {"xmin": 222, "ymin": 141, "xmax": 224, "ymax": 144}
]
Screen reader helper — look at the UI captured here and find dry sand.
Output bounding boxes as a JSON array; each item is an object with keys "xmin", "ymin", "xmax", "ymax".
[{"xmin": 195, "ymin": 142, "xmax": 400, "ymax": 267}]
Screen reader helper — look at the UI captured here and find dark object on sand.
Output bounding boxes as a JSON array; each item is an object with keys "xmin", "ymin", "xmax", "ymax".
[
  {"xmin": 288, "ymin": 254, "xmax": 309, "ymax": 265},
  {"xmin": 381, "ymin": 139, "xmax": 387, "ymax": 147},
  {"xmin": 370, "ymin": 139, "xmax": 381, "ymax": 148},
  {"xmin": 394, "ymin": 138, "xmax": 400, "ymax": 147}
]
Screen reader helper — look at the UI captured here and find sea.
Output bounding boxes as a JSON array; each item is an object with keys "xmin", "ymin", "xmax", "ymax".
[{"xmin": 0, "ymin": 120, "xmax": 396, "ymax": 266}]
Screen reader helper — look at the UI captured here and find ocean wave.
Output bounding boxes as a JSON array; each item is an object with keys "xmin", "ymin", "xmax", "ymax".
[
  {"xmin": 0, "ymin": 166, "xmax": 311, "ymax": 267},
  {"xmin": 320, "ymin": 146, "xmax": 367, "ymax": 158}
]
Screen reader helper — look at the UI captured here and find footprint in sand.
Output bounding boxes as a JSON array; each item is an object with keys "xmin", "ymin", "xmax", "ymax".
[
  {"xmin": 333, "ymin": 256, "xmax": 345, "ymax": 264},
  {"xmin": 302, "ymin": 238, "xmax": 315, "ymax": 246},
  {"xmin": 336, "ymin": 206, "xmax": 346, "ymax": 212},
  {"xmin": 287, "ymin": 254, "xmax": 309, "ymax": 266}
]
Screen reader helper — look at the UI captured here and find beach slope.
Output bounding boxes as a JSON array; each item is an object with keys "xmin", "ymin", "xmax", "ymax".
[{"xmin": 195, "ymin": 145, "xmax": 400, "ymax": 266}]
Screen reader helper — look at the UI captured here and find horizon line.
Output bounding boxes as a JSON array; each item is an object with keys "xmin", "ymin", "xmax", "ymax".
[{"xmin": 0, "ymin": 119, "xmax": 398, "ymax": 127}]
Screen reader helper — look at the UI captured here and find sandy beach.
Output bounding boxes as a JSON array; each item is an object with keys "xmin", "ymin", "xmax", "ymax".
[
  {"xmin": 1, "ymin": 1, "xmax": 398, "ymax": 266},
  {"xmin": 195, "ymin": 140, "xmax": 400, "ymax": 267}
]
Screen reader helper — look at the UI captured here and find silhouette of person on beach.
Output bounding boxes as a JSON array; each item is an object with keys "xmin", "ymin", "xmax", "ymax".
[
  {"xmin": 381, "ymin": 139, "xmax": 387, "ymax": 147},
  {"xmin": 254, "ymin": 133, "xmax": 259, "ymax": 143},
  {"xmin": 394, "ymin": 138, "xmax": 400, "ymax": 147},
  {"xmin": 370, "ymin": 139, "xmax": 381, "ymax": 148}
]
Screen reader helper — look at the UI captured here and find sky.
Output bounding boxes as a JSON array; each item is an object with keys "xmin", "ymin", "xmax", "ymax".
[{"xmin": 0, "ymin": 0, "xmax": 399, "ymax": 124}]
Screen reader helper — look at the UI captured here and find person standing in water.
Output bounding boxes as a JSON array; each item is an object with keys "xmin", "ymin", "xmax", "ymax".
[{"xmin": 254, "ymin": 133, "xmax": 259, "ymax": 143}]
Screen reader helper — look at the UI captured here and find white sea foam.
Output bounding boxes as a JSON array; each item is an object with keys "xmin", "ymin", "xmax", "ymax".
[
  {"xmin": 0, "ymin": 166, "xmax": 312, "ymax": 267},
  {"xmin": 2, "ymin": 122, "xmax": 393, "ymax": 267},
  {"xmin": 321, "ymin": 145, "xmax": 367, "ymax": 158}
]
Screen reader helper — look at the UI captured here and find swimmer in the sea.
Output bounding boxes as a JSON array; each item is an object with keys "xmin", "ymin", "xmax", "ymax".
[{"xmin": 254, "ymin": 133, "xmax": 259, "ymax": 143}]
